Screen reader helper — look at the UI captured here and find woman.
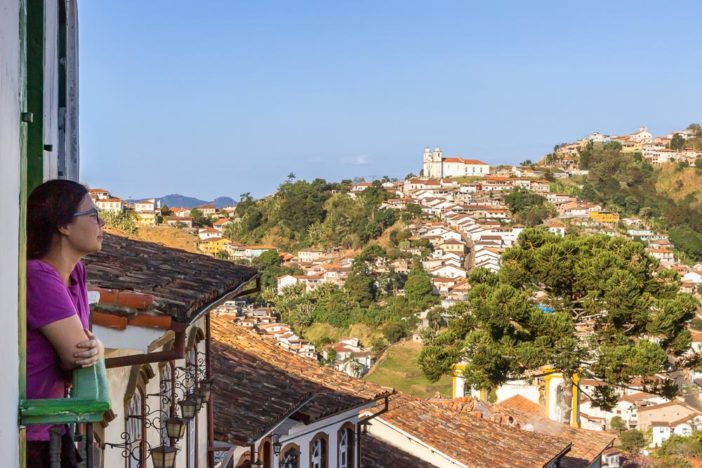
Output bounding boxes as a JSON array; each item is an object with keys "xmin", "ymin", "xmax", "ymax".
[{"xmin": 26, "ymin": 180, "xmax": 106, "ymax": 466}]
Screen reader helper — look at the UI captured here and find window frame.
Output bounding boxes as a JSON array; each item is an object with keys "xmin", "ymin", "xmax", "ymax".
[
  {"xmin": 308, "ymin": 432, "xmax": 328, "ymax": 468},
  {"xmin": 124, "ymin": 385, "xmax": 146, "ymax": 468},
  {"xmin": 280, "ymin": 443, "xmax": 300, "ymax": 468},
  {"xmin": 337, "ymin": 423, "xmax": 355, "ymax": 468}
]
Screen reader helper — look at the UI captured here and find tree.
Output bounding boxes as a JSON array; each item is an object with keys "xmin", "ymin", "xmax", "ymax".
[
  {"xmin": 609, "ymin": 416, "xmax": 625, "ymax": 433},
  {"xmin": 404, "ymin": 263, "xmax": 434, "ymax": 306},
  {"xmin": 424, "ymin": 229, "xmax": 697, "ymax": 412},
  {"xmin": 344, "ymin": 264, "xmax": 376, "ymax": 307},
  {"xmin": 670, "ymin": 133, "xmax": 685, "ymax": 150},
  {"xmin": 688, "ymin": 123, "xmax": 702, "ymax": 136},
  {"xmin": 505, "ymin": 189, "xmax": 556, "ymax": 226},
  {"xmin": 190, "ymin": 208, "xmax": 211, "ymax": 227},
  {"xmin": 357, "ymin": 244, "xmax": 386, "ymax": 263},
  {"xmin": 383, "ymin": 321, "xmax": 406, "ymax": 343},
  {"xmin": 418, "ymin": 341, "xmax": 460, "ymax": 382},
  {"xmin": 619, "ymin": 430, "xmax": 645, "ymax": 454},
  {"xmin": 215, "ymin": 250, "xmax": 230, "ymax": 260},
  {"xmin": 160, "ymin": 204, "xmax": 172, "ymax": 216},
  {"xmin": 427, "ymin": 307, "xmax": 445, "ymax": 331},
  {"xmin": 659, "ymin": 432, "xmax": 702, "ymax": 459},
  {"xmin": 101, "ymin": 210, "xmax": 138, "ymax": 234}
]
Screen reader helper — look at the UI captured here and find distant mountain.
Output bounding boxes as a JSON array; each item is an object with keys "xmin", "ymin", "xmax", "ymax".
[
  {"xmin": 211, "ymin": 196, "xmax": 236, "ymax": 209},
  {"xmin": 157, "ymin": 194, "xmax": 235, "ymax": 209}
]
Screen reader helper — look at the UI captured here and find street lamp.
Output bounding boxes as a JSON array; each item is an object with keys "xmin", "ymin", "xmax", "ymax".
[
  {"xmin": 273, "ymin": 438, "xmax": 282, "ymax": 456},
  {"xmin": 150, "ymin": 445, "xmax": 178, "ymax": 468},
  {"xmin": 193, "ymin": 390, "xmax": 206, "ymax": 410},
  {"xmin": 179, "ymin": 397, "xmax": 198, "ymax": 419},
  {"xmin": 165, "ymin": 417, "xmax": 187, "ymax": 440}
]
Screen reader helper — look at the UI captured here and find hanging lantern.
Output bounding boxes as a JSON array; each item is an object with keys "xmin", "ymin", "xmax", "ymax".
[
  {"xmin": 198, "ymin": 385, "xmax": 211, "ymax": 403},
  {"xmin": 165, "ymin": 417, "xmax": 187, "ymax": 440},
  {"xmin": 193, "ymin": 390, "xmax": 206, "ymax": 410},
  {"xmin": 150, "ymin": 445, "xmax": 178, "ymax": 468},
  {"xmin": 178, "ymin": 397, "xmax": 198, "ymax": 419},
  {"xmin": 273, "ymin": 438, "xmax": 282, "ymax": 456}
]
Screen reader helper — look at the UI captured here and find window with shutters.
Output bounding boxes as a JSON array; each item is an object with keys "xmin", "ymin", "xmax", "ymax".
[
  {"xmin": 308, "ymin": 433, "xmax": 328, "ymax": 468},
  {"xmin": 125, "ymin": 387, "xmax": 145, "ymax": 468},
  {"xmin": 337, "ymin": 423, "xmax": 355, "ymax": 468}
]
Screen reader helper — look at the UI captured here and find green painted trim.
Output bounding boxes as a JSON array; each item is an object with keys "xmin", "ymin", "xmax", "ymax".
[
  {"xmin": 18, "ymin": 0, "xmax": 29, "ymax": 466},
  {"xmin": 20, "ymin": 399, "xmax": 110, "ymax": 425},
  {"xmin": 19, "ymin": 362, "xmax": 112, "ymax": 427},
  {"xmin": 26, "ymin": 0, "xmax": 44, "ymax": 192}
]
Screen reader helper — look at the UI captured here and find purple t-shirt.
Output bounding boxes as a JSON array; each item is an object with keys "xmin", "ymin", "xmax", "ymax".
[{"xmin": 26, "ymin": 260, "xmax": 90, "ymax": 441}]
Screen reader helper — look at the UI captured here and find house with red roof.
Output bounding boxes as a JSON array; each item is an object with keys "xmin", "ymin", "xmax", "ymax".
[{"xmin": 422, "ymin": 147, "xmax": 490, "ymax": 179}]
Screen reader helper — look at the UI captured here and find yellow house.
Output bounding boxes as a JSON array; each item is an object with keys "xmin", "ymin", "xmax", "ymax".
[
  {"xmin": 620, "ymin": 141, "xmax": 643, "ymax": 153},
  {"xmin": 198, "ymin": 237, "xmax": 230, "ymax": 255},
  {"xmin": 135, "ymin": 210, "xmax": 157, "ymax": 226},
  {"xmin": 589, "ymin": 211, "xmax": 620, "ymax": 223}
]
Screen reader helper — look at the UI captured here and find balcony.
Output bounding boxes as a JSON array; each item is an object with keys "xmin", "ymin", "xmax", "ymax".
[{"xmin": 19, "ymin": 359, "xmax": 111, "ymax": 467}]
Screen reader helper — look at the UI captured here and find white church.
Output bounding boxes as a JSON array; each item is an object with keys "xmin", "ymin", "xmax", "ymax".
[{"xmin": 422, "ymin": 147, "xmax": 490, "ymax": 179}]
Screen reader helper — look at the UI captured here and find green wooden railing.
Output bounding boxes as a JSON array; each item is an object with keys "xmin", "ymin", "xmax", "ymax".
[{"xmin": 19, "ymin": 360, "xmax": 111, "ymax": 426}]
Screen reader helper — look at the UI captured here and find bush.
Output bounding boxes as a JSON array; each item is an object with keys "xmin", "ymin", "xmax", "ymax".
[
  {"xmin": 383, "ymin": 322, "xmax": 406, "ymax": 343},
  {"xmin": 101, "ymin": 210, "xmax": 138, "ymax": 234},
  {"xmin": 619, "ymin": 429, "xmax": 646, "ymax": 454}
]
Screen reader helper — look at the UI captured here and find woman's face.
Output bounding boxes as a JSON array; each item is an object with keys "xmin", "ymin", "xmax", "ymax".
[{"xmin": 62, "ymin": 194, "xmax": 104, "ymax": 255}]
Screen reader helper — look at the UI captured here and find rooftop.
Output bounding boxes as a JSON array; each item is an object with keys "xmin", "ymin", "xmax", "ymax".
[
  {"xmin": 84, "ymin": 233, "xmax": 257, "ymax": 323},
  {"xmin": 377, "ymin": 394, "xmax": 572, "ymax": 467},
  {"xmin": 211, "ymin": 315, "xmax": 390, "ymax": 445}
]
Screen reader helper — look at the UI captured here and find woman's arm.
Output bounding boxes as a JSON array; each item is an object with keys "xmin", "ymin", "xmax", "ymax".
[{"xmin": 40, "ymin": 315, "xmax": 103, "ymax": 370}]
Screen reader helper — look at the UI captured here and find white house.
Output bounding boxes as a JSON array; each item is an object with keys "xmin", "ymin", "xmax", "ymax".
[
  {"xmin": 198, "ymin": 227, "xmax": 222, "ymax": 240},
  {"xmin": 651, "ymin": 414, "xmax": 702, "ymax": 448},
  {"xmin": 428, "ymin": 264, "xmax": 467, "ymax": 279},
  {"xmin": 134, "ymin": 198, "xmax": 158, "ymax": 213},
  {"xmin": 298, "ymin": 249, "xmax": 325, "ymax": 263}
]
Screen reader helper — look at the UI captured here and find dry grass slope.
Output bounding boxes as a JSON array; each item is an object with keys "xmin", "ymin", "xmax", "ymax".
[
  {"xmin": 655, "ymin": 164, "xmax": 702, "ymax": 210},
  {"xmin": 130, "ymin": 225, "xmax": 200, "ymax": 253}
]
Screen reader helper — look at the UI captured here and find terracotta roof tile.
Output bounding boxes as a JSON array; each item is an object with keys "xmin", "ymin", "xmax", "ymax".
[
  {"xmin": 211, "ymin": 316, "xmax": 390, "ymax": 444},
  {"xmin": 377, "ymin": 394, "xmax": 572, "ymax": 467},
  {"xmin": 435, "ymin": 396, "xmax": 615, "ymax": 467},
  {"xmin": 84, "ymin": 233, "xmax": 257, "ymax": 323}
]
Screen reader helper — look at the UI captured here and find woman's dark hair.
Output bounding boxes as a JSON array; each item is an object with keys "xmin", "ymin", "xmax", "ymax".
[{"xmin": 27, "ymin": 180, "xmax": 88, "ymax": 259}]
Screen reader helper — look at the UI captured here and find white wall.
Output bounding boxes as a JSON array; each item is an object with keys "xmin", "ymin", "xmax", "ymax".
[
  {"xmin": 102, "ymin": 316, "xmax": 210, "ymax": 468},
  {"xmin": 0, "ymin": 0, "xmax": 21, "ymax": 465},
  {"xmin": 250, "ymin": 408, "xmax": 365, "ymax": 468}
]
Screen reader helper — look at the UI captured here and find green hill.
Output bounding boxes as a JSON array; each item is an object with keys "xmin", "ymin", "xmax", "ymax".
[{"xmin": 365, "ymin": 340, "xmax": 453, "ymax": 398}]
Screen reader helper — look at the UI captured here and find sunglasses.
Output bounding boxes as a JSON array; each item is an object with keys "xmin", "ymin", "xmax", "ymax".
[{"xmin": 73, "ymin": 208, "xmax": 106, "ymax": 226}]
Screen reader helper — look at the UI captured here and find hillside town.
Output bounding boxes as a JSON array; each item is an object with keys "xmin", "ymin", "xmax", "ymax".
[
  {"xmin": 6, "ymin": 1, "xmax": 702, "ymax": 466},
  {"xmin": 84, "ymin": 128, "xmax": 702, "ymax": 466},
  {"xmin": 553, "ymin": 126, "xmax": 702, "ymax": 168}
]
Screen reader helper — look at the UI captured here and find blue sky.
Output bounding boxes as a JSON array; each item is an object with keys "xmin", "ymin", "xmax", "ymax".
[{"xmin": 79, "ymin": 1, "xmax": 702, "ymax": 200}]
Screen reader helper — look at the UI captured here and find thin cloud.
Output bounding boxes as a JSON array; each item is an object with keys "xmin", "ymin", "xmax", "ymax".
[{"xmin": 339, "ymin": 154, "xmax": 371, "ymax": 166}]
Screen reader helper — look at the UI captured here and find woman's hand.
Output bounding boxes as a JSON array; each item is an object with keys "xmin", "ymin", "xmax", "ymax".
[{"xmin": 73, "ymin": 329, "xmax": 104, "ymax": 367}]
